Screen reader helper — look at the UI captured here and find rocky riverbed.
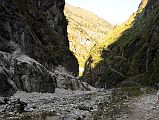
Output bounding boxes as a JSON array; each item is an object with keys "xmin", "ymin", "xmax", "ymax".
[
  {"xmin": 0, "ymin": 87, "xmax": 159, "ymax": 120},
  {"xmin": 0, "ymin": 88, "xmax": 112, "ymax": 120}
]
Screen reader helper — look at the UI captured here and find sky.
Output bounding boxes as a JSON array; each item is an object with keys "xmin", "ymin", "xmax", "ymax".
[{"xmin": 65, "ymin": 0, "xmax": 141, "ymax": 25}]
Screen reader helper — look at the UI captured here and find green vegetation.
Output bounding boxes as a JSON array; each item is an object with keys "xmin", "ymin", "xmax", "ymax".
[
  {"xmin": 64, "ymin": 4, "xmax": 113, "ymax": 74},
  {"xmin": 83, "ymin": 0, "xmax": 159, "ymax": 87},
  {"xmin": 93, "ymin": 85, "xmax": 156, "ymax": 120},
  {"xmin": 87, "ymin": 12, "xmax": 138, "ymax": 69}
]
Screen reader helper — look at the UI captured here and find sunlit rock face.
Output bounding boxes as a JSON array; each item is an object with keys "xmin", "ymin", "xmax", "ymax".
[
  {"xmin": 139, "ymin": 0, "xmax": 148, "ymax": 9},
  {"xmin": 83, "ymin": 0, "xmax": 159, "ymax": 88},
  {"xmin": 64, "ymin": 4, "xmax": 113, "ymax": 71},
  {"xmin": 0, "ymin": 0, "xmax": 79, "ymax": 96}
]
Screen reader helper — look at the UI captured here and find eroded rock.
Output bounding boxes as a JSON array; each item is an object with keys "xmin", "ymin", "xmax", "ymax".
[{"xmin": 0, "ymin": 0, "xmax": 79, "ymax": 96}]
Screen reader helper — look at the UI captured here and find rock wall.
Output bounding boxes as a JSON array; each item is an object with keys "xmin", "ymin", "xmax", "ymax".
[
  {"xmin": 83, "ymin": 0, "xmax": 159, "ymax": 88},
  {"xmin": 0, "ymin": 0, "xmax": 79, "ymax": 96}
]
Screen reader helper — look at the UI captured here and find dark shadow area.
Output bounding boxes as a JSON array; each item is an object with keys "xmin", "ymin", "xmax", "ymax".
[
  {"xmin": 0, "ymin": 0, "xmax": 79, "ymax": 97},
  {"xmin": 82, "ymin": 0, "xmax": 159, "ymax": 88}
]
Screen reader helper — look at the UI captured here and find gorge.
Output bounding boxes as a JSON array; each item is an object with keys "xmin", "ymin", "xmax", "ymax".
[{"xmin": 0, "ymin": 0, "xmax": 159, "ymax": 119}]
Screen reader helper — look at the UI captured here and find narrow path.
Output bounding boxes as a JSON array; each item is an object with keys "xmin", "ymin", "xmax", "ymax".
[
  {"xmin": 115, "ymin": 94, "xmax": 159, "ymax": 120},
  {"xmin": 128, "ymin": 94, "xmax": 159, "ymax": 120}
]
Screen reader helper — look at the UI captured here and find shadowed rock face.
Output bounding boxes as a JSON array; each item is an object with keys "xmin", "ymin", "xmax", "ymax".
[{"xmin": 0, "ymin": 0, "xmax": 79, "ymax": 96}]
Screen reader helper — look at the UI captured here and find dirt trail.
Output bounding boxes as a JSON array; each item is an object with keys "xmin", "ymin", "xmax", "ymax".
[
  {"xmin": 128, "ymin": 94, "xmax": 159, "ymax": 120},
  {"xmin": 116, "ymin": 94, "xmax": 159, "ymax": 120}
]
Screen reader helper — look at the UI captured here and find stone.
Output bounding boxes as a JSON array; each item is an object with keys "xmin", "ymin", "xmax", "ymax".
[
  {"xmin": 76, "ymin": 104, "xmax": 93, "ymax": 111},
  {"xmin": 0, "ymin": 0, "xmax": 79, "ymax": 96},
  {"xmin": 1, "ymin": 98, "xmax": 27, "ymax": 117},
  {"xmin": 55, "ymin": 65, "xmax": 93, "ymax": 91}
]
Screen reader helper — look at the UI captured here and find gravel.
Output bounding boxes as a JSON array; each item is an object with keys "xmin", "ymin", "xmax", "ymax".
[
  {"xmin": 1, "ymin": 88, "xmax": 158, "ymax": 120},
  {"xmin": 0, "ymin": 88, "xmax": 111, "ymax": 120}
]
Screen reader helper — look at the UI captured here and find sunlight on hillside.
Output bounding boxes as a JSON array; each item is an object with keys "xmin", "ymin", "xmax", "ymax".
[
  {"xmin": 88, "ymin": 12, "xmax": 137, "ymax": 69},
  {"xmin": 86, "ymin": 1, "xmax": 149, "ymax": 70},
  {"xmin": 86, "ymin": 0, "xmax": 153, "ymax": 74},
  {"xmin": 65, "ymin": 0, "xmax": 149, "ymax": 76},
  {"xmin": 64, "ymin": 4, "xmax": 113, "ymax": 75}
]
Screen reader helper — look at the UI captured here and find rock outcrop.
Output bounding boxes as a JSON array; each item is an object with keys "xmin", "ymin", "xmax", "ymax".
[
  {"xmin": 83, "ymin": 0, "xmax": 159, "ymax": 88},
  {"xmin": 53, "ymin": 65, "xmax": 93, "ymax": 91},
  {"xmin": 0, "ymin": 0, "xmax": 79, "ymax": 96}
]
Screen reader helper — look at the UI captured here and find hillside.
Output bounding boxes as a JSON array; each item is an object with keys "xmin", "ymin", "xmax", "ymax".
[
  {"xmin": 64, "ymin": 4, "xmax": 113, "ymax": 74},
  {"xmin": 83, "ymin": 0, "xmax": 159, "ymax": 88}
]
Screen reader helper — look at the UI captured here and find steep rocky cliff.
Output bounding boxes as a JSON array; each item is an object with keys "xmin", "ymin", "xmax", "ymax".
[
  {"xmin": 83, "ymin": 0, "xmax": 159, "ymax": 88},
  {"xmin": 64, "ymin": 4, "xmax": 112, "ymax": 74},
  {"xmin": 0, "ymin": 0, "xmax": 79, "ymax": 96}
]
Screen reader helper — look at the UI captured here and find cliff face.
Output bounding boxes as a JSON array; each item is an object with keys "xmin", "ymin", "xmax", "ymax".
[
  {"xmin": 0, "ymin": 0, "xmax": 79, "ymax": 96},
  {"xmin": 83, "ymin": 0, "xmax": 159, "ymax": 88}
]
